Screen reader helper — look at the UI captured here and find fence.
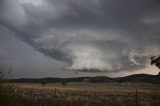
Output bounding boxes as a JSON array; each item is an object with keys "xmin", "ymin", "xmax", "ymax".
[{"xmin": 12, "ymin": 87, "xmax": 160, "ymax": 106}]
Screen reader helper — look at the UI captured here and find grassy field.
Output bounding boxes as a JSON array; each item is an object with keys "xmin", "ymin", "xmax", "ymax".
[{"xmin": 0, "ymin": 82, "xmax": 160, "ymax": 106}]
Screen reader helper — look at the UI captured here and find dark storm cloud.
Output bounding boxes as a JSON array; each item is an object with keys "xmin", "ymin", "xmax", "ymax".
[{"xmin": 0, "ymin": 0, "xmax": 160, "ymax": 72}]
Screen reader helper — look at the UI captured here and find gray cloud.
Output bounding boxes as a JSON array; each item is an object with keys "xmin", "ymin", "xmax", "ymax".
[{"xmin": 0, "ymin": 0, "xmax": 160, "ymax": 72}]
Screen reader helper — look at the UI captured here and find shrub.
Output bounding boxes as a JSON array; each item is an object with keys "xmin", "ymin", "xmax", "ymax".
[
  {"xmin": 0, "ymin": 69, "xmax": 17, "ymax": 106},
  {"xmin": 61, "ymin": 80, "xmax": 67, "ymax": 86},
  {"xmin": 40, "ymin": 80, "xmax": 47, "ymax": 86}
]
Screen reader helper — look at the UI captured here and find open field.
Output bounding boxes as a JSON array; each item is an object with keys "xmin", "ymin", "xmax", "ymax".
[
  {"xmin": 2, "ymin": 82, "xmax": 159, "ymax": 106},
  {"xmin": 15, "ymin": 82, "xmax": 160, "ymax": 91}
]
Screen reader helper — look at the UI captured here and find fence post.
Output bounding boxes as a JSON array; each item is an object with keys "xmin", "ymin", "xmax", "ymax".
[
  {"xmin": 136, "ymin": 89, "xmax": 138, "ymax": 106},
  {"xmin": 55, "ymin": 88, "xmax": 57, "ymax": 97},
  {"xmin": 85, "ymin": 88, "xmax": 87, "ymax": 102}
]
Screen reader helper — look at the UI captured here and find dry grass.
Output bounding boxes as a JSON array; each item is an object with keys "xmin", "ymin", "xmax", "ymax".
[
  {"xmin": 1, "ymin": 82, "xmax": 158, "ymax": 106},
  {"xmin": 1, "ymin": 68, "xmax": 160, "ymax": 106}
]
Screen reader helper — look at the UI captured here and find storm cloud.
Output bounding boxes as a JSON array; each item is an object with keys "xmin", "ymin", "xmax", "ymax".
[{"xmin": 0, "ymin": 0, "xmax": 160, "ymax": 73}]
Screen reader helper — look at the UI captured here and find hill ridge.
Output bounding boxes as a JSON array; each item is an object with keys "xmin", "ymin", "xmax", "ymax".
[{"xmin": 10, "ymin": 73, "xmax": 160, "ymax": 84}]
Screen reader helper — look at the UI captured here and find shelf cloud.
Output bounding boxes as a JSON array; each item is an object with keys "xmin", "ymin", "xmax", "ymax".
[{"xmin": 0, "ymin": 0, "xmax": 160, "ymax": 73}]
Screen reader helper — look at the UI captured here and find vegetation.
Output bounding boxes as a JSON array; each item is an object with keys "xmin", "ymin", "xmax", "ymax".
[
  {"xmin": 0, "ymin": 82, "xmax": 160, "ymax": 106},
  {"xmin": 61, "ymin": 79, "xmax": 68, "ymax": 86},
  {"xmin": 1, "ymin": 69, "xmax": 160, "ymax": 106},
  {"xmin": 40, "ymin": 80, "xmax": 47, "ymax": 86},
  {"xmin": 0, "ymin": 69, "xmax": 17, "ymax": 106},
  {"xmin": 151, "ymin": 56, "xmax": 160, "ymax": 69}
]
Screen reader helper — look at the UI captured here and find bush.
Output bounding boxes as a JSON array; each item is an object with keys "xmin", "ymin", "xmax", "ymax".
[
  {"xmin": 40, "ymin": 80, "xmax": 47, "ymax": 86},
  {"xmin": 0, "ymin": 69, "xmax": 17, "ymax": 106},
  {"xmin": 61, "ymin": 80, "xmax": 67, "ymax": 86}
]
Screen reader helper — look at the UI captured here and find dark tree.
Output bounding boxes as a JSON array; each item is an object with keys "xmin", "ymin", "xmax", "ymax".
[
  {"xmin": 151, "ymin": 56, "xmax": 160, "ymax": 69},
  {"xmin": 40, "ymin": 80, "xmax": 47, "ymax": 86},
  {"xmin": 61, "ymin": 80, "xmax": 67, "ymax": 86},
  {"xmin": 151, "ymin": 56, "xmax": 160, "ymax": 75}
]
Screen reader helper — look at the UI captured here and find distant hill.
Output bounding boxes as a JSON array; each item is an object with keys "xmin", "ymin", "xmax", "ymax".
[{"xmin": 10, "ymin": 73, "xmax": 160, "ymax": 84}]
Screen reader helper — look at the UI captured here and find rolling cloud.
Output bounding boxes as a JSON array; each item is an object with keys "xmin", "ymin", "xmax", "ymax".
[{"xmin": 0, "ymin": 0, "xmax": 160, "ymax": 72}]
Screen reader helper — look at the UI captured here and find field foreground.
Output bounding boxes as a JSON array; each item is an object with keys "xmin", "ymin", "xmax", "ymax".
[{"xmin": 1, "ymin": 82, "xmax": 160, "ymax": 106}]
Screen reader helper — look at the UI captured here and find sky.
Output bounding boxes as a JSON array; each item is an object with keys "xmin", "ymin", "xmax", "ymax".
[{"xmin": 0, "ymin": 0, "xmax": 160, "ymax": 78}]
